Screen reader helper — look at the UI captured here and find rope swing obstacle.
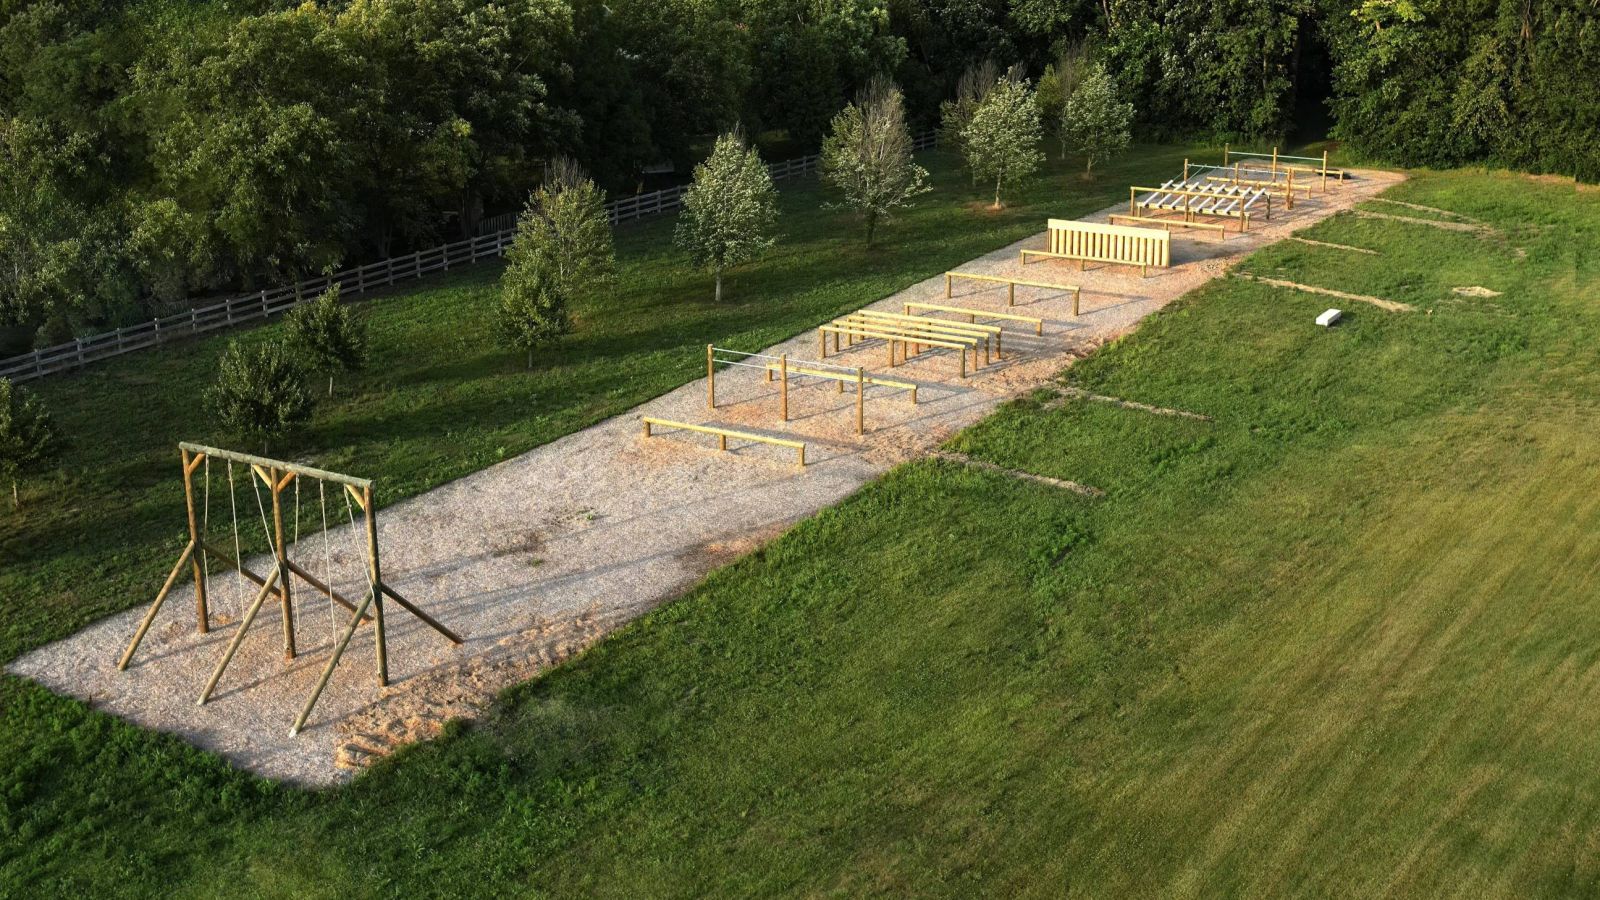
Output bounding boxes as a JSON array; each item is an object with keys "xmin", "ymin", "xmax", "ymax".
[{"xmin": 118, "ymin": 442, "xmax": 462, "ymax": 736}]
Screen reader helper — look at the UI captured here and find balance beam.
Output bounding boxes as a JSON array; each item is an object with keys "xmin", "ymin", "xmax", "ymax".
[
  {"xmin": 642, "ymin": 417, "xmax": 806, "ymax": 468},
  {"xmin": 945, "ymin": 271, "xmax": 1081, "ymax": 307},
  {"xmin": 903, "ymin": 302, "xmax": 1045, "ymax": 333}
]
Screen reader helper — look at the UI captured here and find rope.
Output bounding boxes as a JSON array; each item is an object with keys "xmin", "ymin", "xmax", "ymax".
[
  {"xmin": 320, "ymin": 480, "xmax": 336, "ymax": 646},
  {"xmin": 342, "ymin": 484, "xmax": 378, "ymax": 602},
  {"xmin": 227, "ymin": 462, "xmax": 247, "ymax": 621}
]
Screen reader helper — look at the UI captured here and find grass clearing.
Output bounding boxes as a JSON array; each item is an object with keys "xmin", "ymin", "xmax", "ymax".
[{"xmin": 6, "ymin": 167, "xmax": 1600, "ymax": 895}]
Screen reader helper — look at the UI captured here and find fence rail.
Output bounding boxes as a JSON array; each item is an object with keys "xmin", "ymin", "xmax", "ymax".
[{"xmin": 1, "ymin": 132, "xmax": 938, "ymax": 385}]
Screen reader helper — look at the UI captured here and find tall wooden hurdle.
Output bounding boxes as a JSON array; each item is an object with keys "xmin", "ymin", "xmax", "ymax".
[
  {"xmin": 1020, "ymin": 219, "xmax": 1171, "ymax": 276},
  {"xmin": 1222, "ymin": 144, "xmax": 1347, "ymax": 192},
  {"xmin": 118, "ymin": 443, "xmax": 463, "ymax": 736},
  {"xmin": 707, "ymin": 345, "xmax": 915, "ymax": 435}
]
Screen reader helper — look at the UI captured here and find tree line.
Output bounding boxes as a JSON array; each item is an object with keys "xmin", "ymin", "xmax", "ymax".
[{"xmin": 2, "ymin": 0, "xmax": 1594, "ymax": 352}]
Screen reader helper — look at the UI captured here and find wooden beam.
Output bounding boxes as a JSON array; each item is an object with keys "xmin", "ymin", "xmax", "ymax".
[
  {"xmin": 197, "ymin": 565, "xmax": 282, "ymax": 705},
  {"xmin": 380, "ymin": 582, "xmax": 464, "ymax": 645},
  {"xmin": 118, "ymin": 541, "xmax": 195, "ymax": 670},
  {"xmin": 180, "ymin": 448, "xmax": 209, "ymax": 633}
]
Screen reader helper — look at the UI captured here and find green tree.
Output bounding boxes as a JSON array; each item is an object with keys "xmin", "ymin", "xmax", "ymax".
[
  {"xmin": 0, "ymin": 377, "xmax": 62, "ymax": 508},
  {"xmin": 1036, "ymin": 42, "xmax": 1091, "ymax": 159},
  {"xmin": 285, "ymin": 285, "xmax": 368, "ymax": 397},
  {"xmin": 207, "ymin": 340, "xmax": 316, "ymax": 453},
  {"xmin": 939, "ymin": 59, "xmax": 1000, "ymax": 183},
  {"xmin": 675, "ymin": 132, "xmax": 778, "ymax": 303},
  {"xmin": 820, "ymin": 78, "xmax": 931, "ymax": 246},
  {"xmin": 960, "ymin": 74, "xmax": 1044, "ymax": 208},
  {"xmin": 498, "ymin": 250, "xmax": 572, "ymax": 370},
  {"xmin": 1062, "ymin": 63, "xmax": 1132, "ymax": 174},
  {"xmin": 514, "ymin": 157, "xmax": 615, "ymax": 299}
]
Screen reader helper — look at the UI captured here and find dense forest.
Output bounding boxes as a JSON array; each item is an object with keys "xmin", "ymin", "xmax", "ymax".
[{"xmin": 1, "ymin": 0, "xmax": 1595, "ymax": 349}]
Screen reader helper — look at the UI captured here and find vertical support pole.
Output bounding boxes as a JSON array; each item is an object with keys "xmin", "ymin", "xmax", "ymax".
[
  {"xmin": 1322, "ymin": 150, "xmax": 1329, "ymax": 193},
  {"xmin": 819, "ymin": 329, "xmax": 827, "ymax": 359},
  {"xmin": 365, "ymin": 485, "xmax": 387, "ymax": 687},
  {"xmin": 180, "ymin": 448, "xmax": 209, "ymax": 633},
  {"xmin": 1073, "ymin": 288, "xmax": 1081, "ymax": 317},
  {"xmin": 706, "ymin": 344, "xmax": 715, "ymax": 409},
  {"xmin": 1272, "ymin": 147, "xmax": 1279, "ymax": 179},
  {"xmin": 271, "ymin": 467, "xmax": 295, "ymax": 660},
  {"xmin": 946, "ymin": 274, "xmax": 953, "ymax": 298},
  {"xmin": 856, "ymin": 367, "xmax": 865, "ymax": 435},
  {"xmin": 643, "ymin": 419, "xmax": 652, "ymax": 438},
  {"xmin": 1008, "ymin": 282, "xmax": 1015, "ymax": 307},
  {"xmin": 1183, "ymin": 158, "xmax": 1189, "ymax": 182},
  {"xmin": 779, "ymin": 354, "xmax": 789, "ymax": 422},
  {"xmin": 1128, "ymin": 186, "xmax": 1136, "ymax": 216}
]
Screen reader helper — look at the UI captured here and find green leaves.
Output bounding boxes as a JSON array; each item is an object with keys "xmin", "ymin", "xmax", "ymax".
[
  {"xmin": 675, "ymin": 132, "xmax": 779, "ymax": 302},
  {"xmin": 499, "ymin": 251, "xmax": 572, "ymax": 371},
  {"xmin": 285, "ymin": 285, "xmax": 369, "ymax": 396},
  {"xmin": 514, "ymin": 158, "xmax": 616, "ymax": 301},
  {"xmin": 959, "ymin": 74, "xmax": 1045, "ymax": 208},
  {"xmin": 206, "ymin": 339, "xmax": 316, "ymax": 452},
  {"xmin": 0, "ymin": 377, "xmax": 61, "ymax": 506},
  {"xmin": 1061, "ymin": 64, "xmax": 1133, "ymax": 174},
  {"xmin": 820, "ymin": 78, "xmax": 931, "ymax": 247}
]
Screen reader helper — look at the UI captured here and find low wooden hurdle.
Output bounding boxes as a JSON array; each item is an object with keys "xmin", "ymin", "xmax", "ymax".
[
  {"xmin": 845, "ymin": 309, "xmax": 1002, "ymax": 363},
  {"xmin": 819, "ymin": 321, "xmax": 972, "ymax": 378},
  {"xmin": 1019, "ymin": 218, "xmax": 1170, "ymax": 277},
  {"xmin": 119, "ymin": 443, "xmax": 462, "ymax": 736},
  {"xmin": 705, "ymin": 345, "xmax": 914, "ymax": 435},
  {"xmin": 1222, "ymin": 145, "xmax": 1347, "ymax": 192},
  {"xmin": 944, "ymin": 271, "xmax": 1081, "ymax": 309},
  {"xmin": 643, "ymin": 417, "xmax": 806, "ymax": 467},
  {"xmin": 903, "ymin": 302, "xmax": 1045, "ymax": 334}
]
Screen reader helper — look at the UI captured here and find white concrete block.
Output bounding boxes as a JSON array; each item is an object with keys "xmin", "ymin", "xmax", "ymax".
[{"xmin": 1316, "ymin": 308, "xmax": 1343, "ymax": 327}]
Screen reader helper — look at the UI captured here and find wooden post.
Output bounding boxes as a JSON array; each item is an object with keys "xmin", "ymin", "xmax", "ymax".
[
  {"xmin": 1271, "ymin": 147, "xmax": 1279, "ymax": 179},
  {"xmin": 290, "ymin": 585, "xmax": 373, "ymax": 737},
  {"xmin": 1223, "ymin": 143, "xmax": 1229, "ymax": 166},
  {"xmin": 1128, "ymin": 186, "xmax": 1136, "ymax": 216},
  {"xmin": 856, "ymin": 367, "xmax": 865, "ymax": 435},
  {"xmin": 118, "ymin": 541, "xmax": 196, "ymax": 670},
  {"xmin": 1073, "ymin": 288, "xmax": 1081, "ymax": 317},
  {"xmin": 1322, "ymin": 150, "xmax": 1329, "ymax": 193},
  {"xmin": 779, "ymin": 354, "xmax": 789, "ymax": 422},
  {"xmin": 946, "ymin": 274, "xmax": 953, "ymax": 298},
  {"xmin": 819, "ymin": 329, "xmax": 827, "ymax": 359},
  {"xmin": 1008, "ymin": 282, "xmax": 1015, "ymax": 307},
  {"xmin": 365, "ymin": 485, "xmax": 387, "ymax": 687},
  {"xmin": 270, "ymin": 467, "xmax": 295, "ymax": 660},
  {"xmin": 1183, "ymin": 158, "xmax": 1189, "ymax": 182},
  {"xmin": 706, "ymin": 344, "xmax": 715, "ymax": 409},
  {"xmin": 1287, "ymin": 169, "xmax": 1295, "ymax": 209},
  {"xmin": 643, "ymin": 419, "xmax": 652, "ymax": 438},
  {"xmin": 197, "ymin": 565, "xmax": 282, "ymax": 705},
  {"xmin": 180, "ymin": 449, "xmax": 209, "ymax": 633}
]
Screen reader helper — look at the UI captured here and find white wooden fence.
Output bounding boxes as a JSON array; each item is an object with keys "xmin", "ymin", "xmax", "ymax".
[{"xmin": 1, "ymin": 132, "xmax": 938, "ymax": 384}]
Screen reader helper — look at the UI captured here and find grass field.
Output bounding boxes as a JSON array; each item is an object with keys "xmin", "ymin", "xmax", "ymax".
[{"xmin": 8, "ymin": 164, "xmax": 1600, "ymax": 896}]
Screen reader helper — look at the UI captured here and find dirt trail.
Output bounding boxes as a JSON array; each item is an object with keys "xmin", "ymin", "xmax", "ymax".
[{"xmin": 9, "ymin": 168, "xmax": 1405, "ymax": 786}]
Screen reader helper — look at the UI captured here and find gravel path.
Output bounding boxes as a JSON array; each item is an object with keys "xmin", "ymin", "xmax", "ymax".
[{"xmin": 10, "ymin": 171, "xmax": 1403, "ymax": 786}]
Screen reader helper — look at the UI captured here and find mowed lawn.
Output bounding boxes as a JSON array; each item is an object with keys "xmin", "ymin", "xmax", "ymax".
[{"xmin": 8, "ymin": 167, "xmax": 1600, "ymax": 896}]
